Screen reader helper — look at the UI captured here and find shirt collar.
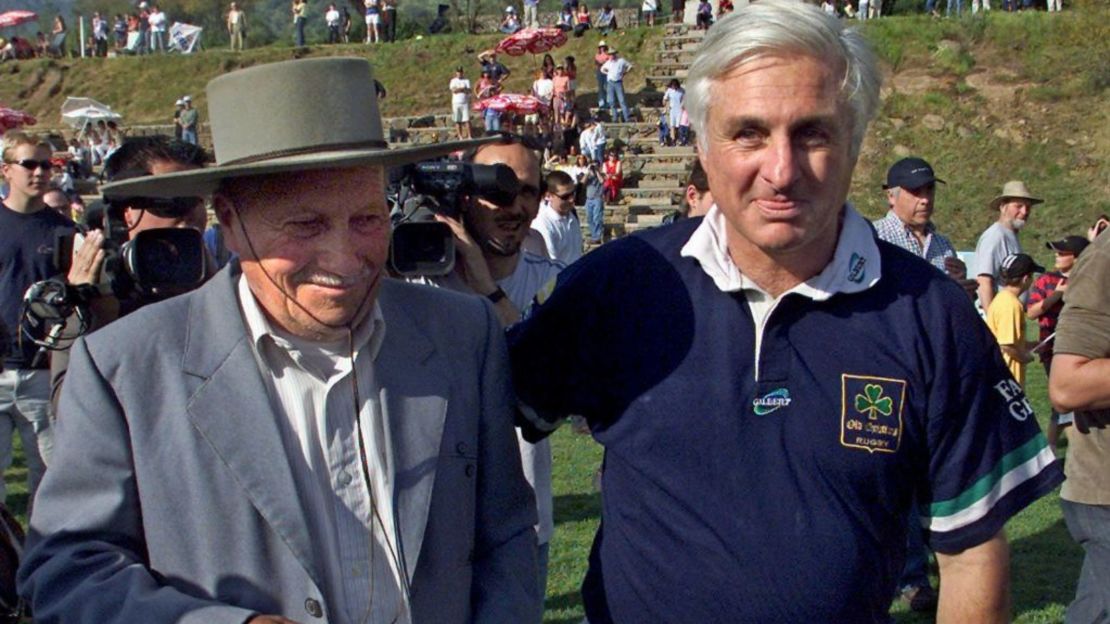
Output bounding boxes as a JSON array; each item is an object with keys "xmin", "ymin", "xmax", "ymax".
[
  {"xmin": 881, "ymin": 209, "xmax": 937, "ymax": 235},
  {"xmin": 237, "ymin": 275, "xmax": 385, "ymax": 370},
  {"xmin": 679, "ymin": 202, "xmax": 882, "ymax": 300}
]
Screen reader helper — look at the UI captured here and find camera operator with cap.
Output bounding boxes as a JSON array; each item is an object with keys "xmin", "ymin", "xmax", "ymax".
[{"xmin": 18, "ymin": 58, "xmax": 541, "ymax": 624}]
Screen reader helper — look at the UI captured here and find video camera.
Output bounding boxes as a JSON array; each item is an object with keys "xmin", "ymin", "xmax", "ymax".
[
  {"xmin": 56, "ymin": 197, "xmax": 207, "ymax": 302},
  {"xmin": 389, "ymin": 160, "xmax": 519, "ymax": 277}
]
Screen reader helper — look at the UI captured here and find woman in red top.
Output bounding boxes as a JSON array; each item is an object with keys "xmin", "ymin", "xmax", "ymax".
[{"xmin": 602, "ymin": 148, "xmax": 623, "ymax": 204}]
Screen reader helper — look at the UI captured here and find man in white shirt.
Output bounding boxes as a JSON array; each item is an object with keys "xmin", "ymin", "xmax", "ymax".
[
  {"xmin": 325, "ymin": 3, "xmax": 342, "ymax": 43},
  {"xmin": 419, "ymin": 135, "xmax": 564, "ymax": 598},
  {"xmin": 147, "ymin": 5, "xmax": 167, "ymax": 53},
  {"xmin": 579, "ymin": 118, "xmax": 607, "ymax": 164},
  {"xmin": 448, "ymin": 66, "xmax": 472, "ymax": 140},
  {"xmin": 600, "ymin": 49, "xmax": 633, "ymax": 122},
  {"xmin": 532, "ymin": 170, "xmax": 583, "ymax": 265}
]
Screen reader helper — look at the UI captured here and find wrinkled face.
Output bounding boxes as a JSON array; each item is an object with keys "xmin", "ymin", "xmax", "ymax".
[
  {"xmin": 123, "ymin": 159, "xmax": 206, "ymax": 237},
  {"xmin": 218, "ymin": 166, "xmax": 390, "ymax": 341},
  {"xmin": 999, "ymin": 199, "xmax": 1031, "ymax": 230},
  {"xmin": 464, "ymin": 143, "xmax": 542, "ymax": 257},
  {"xmin": 1, "ymin": 144, "xmax": 53, "ymax": 202},
  {"xmin": 1054, "ymin": 250, "xmax": 1075, "ymax": 273},
  {"xmin": 698, "ymin": 55, "xmax": 854, "ymax": 264},
  {"xmin": 887, "ymin": 183, "xmax": 935, "ymax": 229}
]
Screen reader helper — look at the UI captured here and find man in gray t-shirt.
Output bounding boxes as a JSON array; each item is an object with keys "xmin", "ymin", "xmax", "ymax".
[{"xmin": 974, "ymin": 180, "xmax": 1041, "ymax": 311}]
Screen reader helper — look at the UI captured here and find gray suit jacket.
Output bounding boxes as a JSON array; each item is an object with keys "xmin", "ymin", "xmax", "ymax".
[{"xmin": 18, "ymin": 267, "xmax": 541, "ymax": 624}]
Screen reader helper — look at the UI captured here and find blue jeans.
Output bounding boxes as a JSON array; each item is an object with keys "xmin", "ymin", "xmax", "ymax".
[
  {"xmin": 677, "ymin": 126, "xmax": 689, "ymax": 146},
  {"xmin": 1061, "ymin": 500, "xmax": 1110, "ymax": 624},
  {"xmin": 294, "ymin": 18, "xmax": 306, "ymax": 46},
  {"xmin": 586, "ymin": 196, "xmax": 604, "ymax": 242},
  {"xmin": 596, "ymin": 71, "xmax": 608, "ymax": 108},
  {"xmin": 0, "ymin": 369, "xmax": 53, "ymax": 507},
  {"xmin": 607, "ymin": 80, "xmax": 629, "ymax": 123},
  {"xmin": 182, "ymin": 128, "xmax": 198, "ymax": 145},
  {"xmin": 591, "ymin": 142, "xmax": 605, "ymax": 165},
  {"xmin": 484, "ymin": 108, "xmax": 501, "ymax": 133},
  {"xmin": 898, "ymin": 509, "xmax": 931, "ymax": 591},
  {"xmin": 946, "ymin": 0, "xmax": 962, "ymax": 15}
]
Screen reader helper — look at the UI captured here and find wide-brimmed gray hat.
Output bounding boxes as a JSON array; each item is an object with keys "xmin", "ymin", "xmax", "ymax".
[
  {"xmin": 103, "ymin": 57, "xmax": 492, "ymax": 199},
  {"xmin": 989, "ymin": 180, "xmax": 1043, "ymax": 210}
]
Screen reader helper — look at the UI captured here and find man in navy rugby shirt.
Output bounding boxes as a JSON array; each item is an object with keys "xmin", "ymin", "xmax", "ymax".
[{"xmin": 508, "ymin": 1, "xmax": 1063, "ymax": 622}]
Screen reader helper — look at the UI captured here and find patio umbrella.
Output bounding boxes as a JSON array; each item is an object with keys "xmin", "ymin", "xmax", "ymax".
[
  {"xmin": 60, "ymin": 97, "xmax": 122, "ymax": 128},
  {"xmin": 0, "ymin": 106, "xmax": 36, "ymax": 133},
  {"xmin": 495, "ymin": 28, "xmax": 568, "ymax": 57},
  {"xmin": 476, "ymin": 93, "xmax": 549, "ymax": 114},
  {"xmin": 0, "ymin": 10, "xmax": 36, "ymax": 29}
]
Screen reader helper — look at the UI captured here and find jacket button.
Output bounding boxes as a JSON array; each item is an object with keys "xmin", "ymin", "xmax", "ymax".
[
  {"xmin": 465, "ymin": 463, "xmax": 475, "ymax": 477},
  {"xmin": 305, "ymin": 597, "xmax": 323, "ymax": 618},
  {"xmin": 456, "ymin": 441, "xmax": 468, "ymax": 455}
]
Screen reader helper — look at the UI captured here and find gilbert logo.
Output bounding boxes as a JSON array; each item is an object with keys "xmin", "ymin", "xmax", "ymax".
[
  {"xmin": 847, "ymin": 253, "xmax": 866, "ymax": 283},
  {"xmin": 753, "ymin": 388, "xmax": 792, "ymax": 415}
]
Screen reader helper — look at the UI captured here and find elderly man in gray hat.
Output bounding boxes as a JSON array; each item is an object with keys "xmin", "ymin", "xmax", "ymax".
[
  {"xmin": 974, "ymin": 180, "xmax": 1042, "ymax": 312},
  {"xmin": 19, "ymin": 57, "xmax": 541, "ymax": 624}
]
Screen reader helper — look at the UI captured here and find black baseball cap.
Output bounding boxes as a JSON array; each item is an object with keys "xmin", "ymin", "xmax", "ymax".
[
  {"xmin": 1045, "ymin": 235, "xmax": 1089, "ymax": 255},
  {"xmin": 883, "ymin": 157, "xmax": 945, "ymax": 190},
  {"xmin": 999, "ymin": 253, "xmax": 1046, "ymax": 280}
]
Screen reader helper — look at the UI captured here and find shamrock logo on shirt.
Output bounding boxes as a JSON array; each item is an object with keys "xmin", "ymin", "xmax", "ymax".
[{"xmin": 855, "ymin": 384, "xmax": 893, "ymax": 421}]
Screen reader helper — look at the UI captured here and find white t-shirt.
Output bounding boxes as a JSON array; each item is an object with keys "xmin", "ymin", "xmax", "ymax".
[
  {"xmin": 532, "ymin": 78, "xmax": 554, "ymax": 102},
  {"xmin": 642, "ymin": 0, "xmax": 658, "ymax": 11},
  {"xmin": 531, "ymin": 202, "xmax": 584, "ymax": 265},
  {"xmin": 148, "ymin": 10, "xmax": 167, "ymax": 32},
  {"xmin": 325, "ymin": 8, "xmax": 340, "ymax": 25},
  {"xmin": 449, "ymin": 77, "xmax": 471, "ymax": 106}
]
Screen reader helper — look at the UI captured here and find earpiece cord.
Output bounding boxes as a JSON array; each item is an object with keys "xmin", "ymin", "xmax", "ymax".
[{"xmin": 231, "ymin": 202, "xmax": 410, "ymax": 622}]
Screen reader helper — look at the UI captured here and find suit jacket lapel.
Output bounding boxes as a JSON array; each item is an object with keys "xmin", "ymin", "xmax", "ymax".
[
  {"xmin": 376, "ymin": 282, "xmax": 448, "ymax": 582},
  {"xmin": 180, "ymin": 266, "xmax": 323, "ymax": 589}
]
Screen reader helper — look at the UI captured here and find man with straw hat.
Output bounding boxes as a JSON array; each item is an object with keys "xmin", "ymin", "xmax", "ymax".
[
  {"xmin": 973, "ymin": 179, "xmax": 1043, "ymax": 312},
  {"xmin": 19, "ymin": 57, "xmax": 542, "ymax": 624}
]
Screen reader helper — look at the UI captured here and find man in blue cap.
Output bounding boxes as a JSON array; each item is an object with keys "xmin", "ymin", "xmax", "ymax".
[{"xmin": 873, "ymin": 157, "xmax": 974, "ymax": 296}]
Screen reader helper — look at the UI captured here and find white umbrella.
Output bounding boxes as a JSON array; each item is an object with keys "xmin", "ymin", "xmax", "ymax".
[{"xmin": 61, "ymin": 97, "xmax": 122, "ymax": 128}]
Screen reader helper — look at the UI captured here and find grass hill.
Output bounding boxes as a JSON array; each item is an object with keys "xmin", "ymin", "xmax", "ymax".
[{"xmin": 2, "ymin": 5, "xmax": 1107, "ymax": 262}]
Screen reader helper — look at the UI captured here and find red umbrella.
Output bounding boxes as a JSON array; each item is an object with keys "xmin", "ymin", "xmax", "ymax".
[
  {"xmin": 495, "ymin": 28, "xmax": 567, "ymax": 57},
  {"xmin": 0, "ymin": 10, "xmax": 37, "ymax": 29},
  {"xmin": 475, "ymin": 93, "xmax": 549, "ymax": 114},
  {"xmin": 0, "ymin": 107, "xmax": 37, "ymax": 133}
]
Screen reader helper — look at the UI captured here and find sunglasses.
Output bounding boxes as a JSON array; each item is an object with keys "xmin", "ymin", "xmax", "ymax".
[
  {"xmin": 552, "ymin": 190, "xmax": 575, "ymax": 201},
  {"xmin": 8, "ymin": 159, "xmax": 54, "ymax": 172}
]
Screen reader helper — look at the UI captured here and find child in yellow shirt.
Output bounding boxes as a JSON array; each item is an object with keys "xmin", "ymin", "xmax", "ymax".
[{"xmin": 986, "ymin": 253, "xmax": 1044, "ymax": 387}]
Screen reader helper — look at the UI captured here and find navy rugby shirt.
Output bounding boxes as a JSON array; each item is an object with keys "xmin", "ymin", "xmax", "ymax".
[{"xmin": 508, "ymin": 207, "xmax": 1062, "ymax": 623}]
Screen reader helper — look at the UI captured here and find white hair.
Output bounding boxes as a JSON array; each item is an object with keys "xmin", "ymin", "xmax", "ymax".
[{"xmin": 685, "ymin": 0, "xmax": 881, "ymax": 159}]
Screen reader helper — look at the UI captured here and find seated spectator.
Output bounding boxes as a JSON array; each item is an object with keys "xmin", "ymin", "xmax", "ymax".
[
  {"xmin": 574, "ymin": 4, "xmax": 591, "ymax": 36},
  {"xmin": 35, "ymin": 32, "xmax": 49, "ymax": 58},
  {"xmin": 556, "ymin": 6, "xmax": 575, "ymax": 30},
  {"xmin": 718, "ymin": 0, "xmax": 734, "ymax": 15},
  {"xmin": 500, "ymin": 6, "xmax": 522, "ymax": 33},
  {"xmin": 0, "ymin": 38, "xmax": 13, "ymax": 62},
  {"xmin": 596, "ymin": 4, "xmax": 617, "ymax": 34}
]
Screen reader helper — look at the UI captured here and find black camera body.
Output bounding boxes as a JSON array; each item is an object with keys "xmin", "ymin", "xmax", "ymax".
[
  {"xmin": 389, "ymin": 161, "xmax": 519, "ymax": 277},
  {"xmin": 57, "ymin": 203, "xmax": 207, "ymax": 302}
]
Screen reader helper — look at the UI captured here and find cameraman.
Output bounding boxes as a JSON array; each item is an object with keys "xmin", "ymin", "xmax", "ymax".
[
  {"xmin": 410, "ymin": 133, "xmax": 564, "ymax": 596},
  {"xmin": 52, "ymin": 136, "xmax": 209, "ymax": 408}
]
